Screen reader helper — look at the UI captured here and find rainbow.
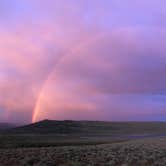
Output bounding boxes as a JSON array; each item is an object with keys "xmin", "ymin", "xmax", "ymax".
[{"xmin": 32, "ymin": 33, "xmax": 105, "ymax": 123}]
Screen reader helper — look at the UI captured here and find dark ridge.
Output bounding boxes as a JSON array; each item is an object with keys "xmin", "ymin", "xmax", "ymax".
[
  {"xmin": 4, "ymin": 120, "xmax": 166, "ymax": 135},
  {"xmin": 6, "ymin": 119, "xmax": 114, "ymax": 134}
]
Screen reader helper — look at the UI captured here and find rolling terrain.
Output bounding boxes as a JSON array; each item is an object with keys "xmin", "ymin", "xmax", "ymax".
[
  {"xmin": 1, "ymin": 120, "xmax": 166, "ymax": 165},
  {"xmin": 1, "ymin": 137, "xmax": 166, "ymax": 166},
  {"xmin": 6, "ymin": 119, "xmax": 166, "ymax": 135},
  {"xmin": 0, "ymin": 120, "xmax": 166, "ymax": 149}
]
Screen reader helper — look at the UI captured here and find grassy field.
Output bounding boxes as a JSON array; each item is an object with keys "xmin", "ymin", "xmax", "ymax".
[
  {"xmin": 1, "ymin": 120, "xmax": 166, "ymax": 149},
  {"xmin": 1, "ymin": 120, "xmax": 166, "ymax": 165},
  {"xmin": 0, "ymin": 134, "xmax": 128, "ymax": 149},
  {"xmin": 1, "ymin": 137, "xmax": 166, "ymax": 165}
]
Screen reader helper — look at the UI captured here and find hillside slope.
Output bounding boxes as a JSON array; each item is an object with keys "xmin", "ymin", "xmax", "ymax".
[{"xmin": 6, "ymin": 120, "xmax": 166, "ymax": 135}]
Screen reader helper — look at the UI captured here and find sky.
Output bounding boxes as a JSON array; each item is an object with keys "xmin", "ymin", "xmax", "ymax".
[{"xmin": 0, "ymin": 0, "xmax": 166, "ymax": 124}]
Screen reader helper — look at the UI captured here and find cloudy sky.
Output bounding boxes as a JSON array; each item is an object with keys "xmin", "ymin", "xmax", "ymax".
[{"xmin": 0, "ymin": 0, "xmax": 166, "ymax": 123}]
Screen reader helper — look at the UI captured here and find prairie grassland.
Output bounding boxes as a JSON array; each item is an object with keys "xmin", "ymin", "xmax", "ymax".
[{"xmin": 1, "ymin": 137, "xmax": 166, "ymax": 166}]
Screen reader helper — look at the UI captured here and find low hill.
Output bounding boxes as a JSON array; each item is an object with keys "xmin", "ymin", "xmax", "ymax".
[{"xmin": 5, "ymin": 120, "xmax": 166, "ymax": 136}]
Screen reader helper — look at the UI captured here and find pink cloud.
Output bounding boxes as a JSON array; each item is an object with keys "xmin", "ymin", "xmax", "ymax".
[
  {"xmin": 33, "ymin": 28, "xmax": 166, "ymax": 122},
  {"xmin": 0, "ymin": 1, "xmax": 166, "ymax": 123}
]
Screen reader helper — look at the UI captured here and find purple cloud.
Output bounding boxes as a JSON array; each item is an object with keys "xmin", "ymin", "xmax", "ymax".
[{"xmin": 0, "ymin": 0, "xmax": 166, "ymax": 123}]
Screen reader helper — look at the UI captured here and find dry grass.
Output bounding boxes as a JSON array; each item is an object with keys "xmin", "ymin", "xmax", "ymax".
[{"xmin": 1, "ymin": 137, "xmax": 166, "ymax": 166}]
